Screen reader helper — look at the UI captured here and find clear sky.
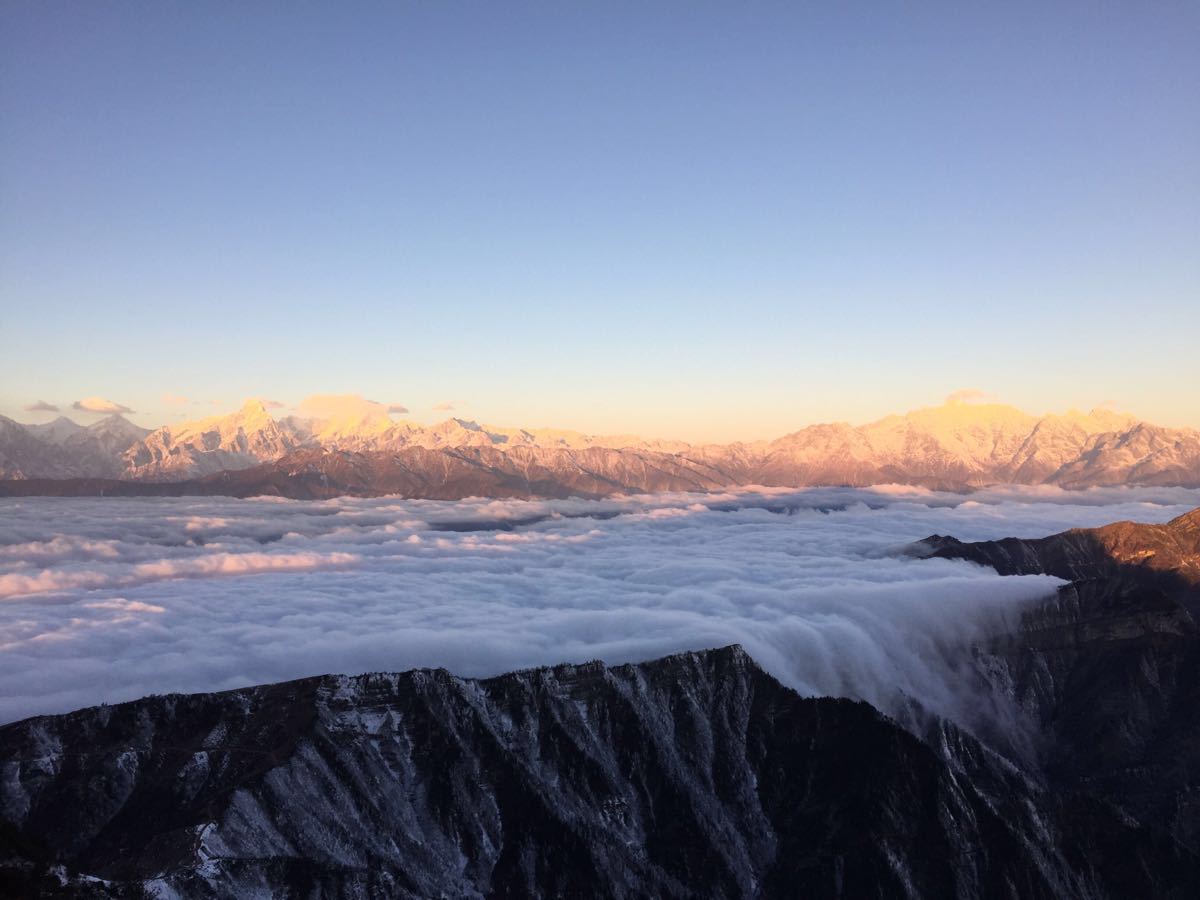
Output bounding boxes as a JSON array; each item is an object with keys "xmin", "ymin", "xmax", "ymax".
[{"xmin": 2, "ymin": 2, "xmax": 1197, "ymax": 441}]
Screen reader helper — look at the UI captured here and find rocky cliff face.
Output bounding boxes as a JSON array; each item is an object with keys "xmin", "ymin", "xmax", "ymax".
[
  {"xmin": 3, "ymin": 645, "xmax": 1196, "ymax": 899},
  {"xmin": 122, "ymin": 399, "xmax": 307, "ymax": 480},
  {"xmin": 920, "ymin": 507, "xmax": 1200, "ymax": 585},
  {"xmin": 919, "ymin": 508, "xmax": 1200, "ymax": 855}
]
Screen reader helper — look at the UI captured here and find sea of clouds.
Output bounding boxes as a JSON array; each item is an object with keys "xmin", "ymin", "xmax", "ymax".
[{"xmin": 1, "ymin": 484, "xmax": 1197, "ymax": 729}]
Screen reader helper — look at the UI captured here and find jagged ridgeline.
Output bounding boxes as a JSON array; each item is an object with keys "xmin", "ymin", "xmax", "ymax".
[
  {"xmin": 3, "ymin": 644, "xmax": 1197, "ymax": 899},
  {"xmin": 3, "ymin": 399, "xmax": 1200, "ymax": 497}
]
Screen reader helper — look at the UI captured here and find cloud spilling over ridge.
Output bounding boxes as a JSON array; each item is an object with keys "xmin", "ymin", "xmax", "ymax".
[{"xmin": 0, "ymin": 486, "xmax": 1197, "ymax": 727}]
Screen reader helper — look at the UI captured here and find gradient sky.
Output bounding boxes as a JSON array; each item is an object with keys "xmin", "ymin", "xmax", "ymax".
[{"xmin": 2, "ymin": 2, "xmax": 1197, "ymax": 441}]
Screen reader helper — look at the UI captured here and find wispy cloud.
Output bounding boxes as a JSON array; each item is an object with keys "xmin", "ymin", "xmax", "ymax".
[
  {"xmin": 944, "ymin": 388, "xmax": 996, "ymax": 405},
  {"xmin": 387, "ymin": 403, "xmax": 409, "ymax": 414},
  {"xmin": 161, "ymin": 393, "xmax": 190, "ymax": 407},
  {"xmin": 297, "ymin": 394, "xmax": 386, "ymax": 419},
  {"xmin": 72, "ymin": 397, "xmax": 133, "ymax": 414},
  {"xmin": 23, "ymin": 400, "xmax": 59, "ymax": 413},
  {"xmin": 432, "ymin": 402, "xmax": 456, "ymax": 411}
]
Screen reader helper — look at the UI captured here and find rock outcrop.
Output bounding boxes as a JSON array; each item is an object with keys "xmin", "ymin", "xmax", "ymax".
[{"xmin": 3, "ymin": 646, "xmax": 1196, "ymax": 898}]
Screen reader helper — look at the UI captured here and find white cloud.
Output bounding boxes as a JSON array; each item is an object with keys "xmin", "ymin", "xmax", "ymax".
[
  {"xmin": 0, "ymin": 550, "xmax": 359, "ymax": 599},
  {"xmin": 72, "ymin": 397, "xmax": 133, "ymax": 414},
  {"xmin": 24, "ymin": 400, "xmax": 59, "ymax": 413},
  {"xmin": 161, "ymin": 393, "xmax": 191, "ymax": 407},
  {"xmin": 432, "ymin": 402, "xmax": 455, "ymax": 411},
  {"xmin": 296, "ymin": 394, "xmax": 385, "ymax": 419},
  {"xmin": 0, "ymin": 486, "xmax": 1196, "ymax": 733},
  {"xmin": 944, "ymin": 388, "xmax": 996, "ymax": 405},
  {"xmin": 83, "ymin": 598, "xmax": 166, "ymax": 614}
]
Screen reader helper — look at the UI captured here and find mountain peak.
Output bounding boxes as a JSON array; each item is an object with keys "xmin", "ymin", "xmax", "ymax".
[
  {"xmin": 237, "ymin": 398, "xmax": 273, "ymax": 420},
  {"xmin": 87, "ymin": 413, "xmax": 146, "ymax": 436}
]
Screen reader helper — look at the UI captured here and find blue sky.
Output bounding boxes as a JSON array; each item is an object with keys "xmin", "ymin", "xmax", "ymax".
[{"xmin": 2, "ymin": 2, "xmax": 1197, "ymax": 441}]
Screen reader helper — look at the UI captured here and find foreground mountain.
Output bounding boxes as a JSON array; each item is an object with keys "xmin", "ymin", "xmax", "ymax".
[
  {"xmin": 919, "ymin": 506, "xmax": 1200, "ymax": 586},
  {"xmin": 918, "ymin": 507, "xmax": 1200, "ymax": 853},
  {"xmin": 3, "ymin": 399, "xmax": 1199, "ymax": 496},
  {"xmin": 3, "ymin": 645, "xmax": 1197, "ymax": 899}
]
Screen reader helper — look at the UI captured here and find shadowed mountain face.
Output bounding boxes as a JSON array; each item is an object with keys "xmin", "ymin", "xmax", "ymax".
[
  {"xmin": 918, "ymin": 507, "xmax": 1200, "ymax": 853},
  {"xmin": 3, "ymin": 646, "xmax": 1196, "ymax": 899},
  {"xmin": 920, "ymin": 507, "xmax": 1200, "ymax": 586}
]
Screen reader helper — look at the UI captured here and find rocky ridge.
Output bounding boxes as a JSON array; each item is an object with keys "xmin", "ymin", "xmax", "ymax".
[
  {"xmin": 2, "ymin": 645, "xmax": 1196, "ymax": 898},
  {"xmin": 918, "ymin": 507, "xmax": 1200, "ymax": 854}
]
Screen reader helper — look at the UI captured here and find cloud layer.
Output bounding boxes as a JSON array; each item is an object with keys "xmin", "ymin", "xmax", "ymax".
[{"xmin": 1, "ymin": 485, "xmax": 1197, "ymax": 727}]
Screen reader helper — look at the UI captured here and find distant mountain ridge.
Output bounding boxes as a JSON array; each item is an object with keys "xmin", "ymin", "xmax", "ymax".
[{"xmin": 3, "ymin": 399, "xmax": 1199, "ymax": 497}]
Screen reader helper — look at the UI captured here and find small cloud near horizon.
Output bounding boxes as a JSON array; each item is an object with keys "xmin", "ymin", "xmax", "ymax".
[
  {"xmin": 162, "ymin": 393, "xmax": 190, "ymax": 407},
  {"xmin": 24, "ymin": 400, "xmax": 59, "ymax": 413},
  {"xmin": 387, "ymin": 403, "xmax": 409, "ymax": 414},
  {"xmin": 944, "ymin": 388, "xmax": 997, "ymax": 405},
  {"xmin": 432, "ymin": 402, "xmax": 456, "ymax": 411},
  {"xmin": 73, "ymin": 397, "xmax": 134, "ymax": 414},
  {"xmin": 297, "ymin": 394, "xmax": 384, "ymax": 419},
  {"xmin": 260, "ymin": 399, "xmax": 286, "ymax": 409}
]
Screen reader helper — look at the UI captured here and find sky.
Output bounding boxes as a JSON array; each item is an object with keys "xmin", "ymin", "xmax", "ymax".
[{"xmin": 1, "ymin": 2, "xmax": 1197, "ymax": 441}]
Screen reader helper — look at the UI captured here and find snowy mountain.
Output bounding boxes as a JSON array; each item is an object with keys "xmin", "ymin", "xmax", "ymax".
[
  {"xmin": 757, "ymin": 403, "xmax": 1147, "ymax": 487},
  {"xmin": 3, "ymin": 399, "xmax": 1198, "ymax": 493},
  {"xmin": 123, "ymin": 399, "xmax": 307, "ymax": 480},
  {"xmin": 24, "ymin": 416, "xmax": 85, "ymax": 444},
  {"xmin": 0, "ymin": 413, "xmax": 148, "ymax": 479}
]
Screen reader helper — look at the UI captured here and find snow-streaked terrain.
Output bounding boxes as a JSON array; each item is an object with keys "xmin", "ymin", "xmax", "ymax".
[
  {"xmin": 2, "ymin": 485, "xmax": 1198, "ymax": 725},
  {"xmin": 5, "ymin": 396, "xmax": 1200, "ymax": 490}
]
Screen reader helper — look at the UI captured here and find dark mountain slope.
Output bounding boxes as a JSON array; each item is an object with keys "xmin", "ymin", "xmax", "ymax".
[
  {"xmin": 3, "ymin": 646, "xmax": 1192, "ymax": 898},
  {"xmin": 918, "ymin": 507, "xmax": 1200, "ymax": 853},
  {"xmin": 920, "ymin": 507, "xmax": 1200, "ymax": 586}
]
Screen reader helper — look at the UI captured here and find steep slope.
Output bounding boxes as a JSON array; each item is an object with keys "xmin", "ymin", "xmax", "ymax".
[
  {"xmin": 23, "ymin": 417, "xmax": 84, "ymax": 445},
  {"xmin": 0, "ymin": 416, "xmax": 63, "ymax": 479},
  {"xmin": 1053, "ymin": 424, "xmax": 1200, "ymax": 489},
  {"xmin": 2, "ymin": 646, "xmax": 1194, "ymax": 898},
  {"xmin": 1007, "ymin": 410, "xmax": 1138, "ymax": 483},
  {"xmin": 60, "ymin": 415, "xmax": 151, "ymax": 478},
  {"xmin": 920, "ymin": 507, "xmax": 1200, "ymax": 585},
  {"xmin": 918, "ymin": 507, "xmax": 1200, "ymax": 852},
  {"xmin": 0, "ymin": 415, "xmax": 147, "ymax": 480},
  {"xmin": 123, "ymin": 399, "xmax": 306, "ymax": 480}
]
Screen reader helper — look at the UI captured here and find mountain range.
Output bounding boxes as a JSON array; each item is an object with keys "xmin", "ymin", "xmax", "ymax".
[
  {"xmin": 3, "ymin": 399, "xmax": 1199, "ymax": 498},
  {"xmin": 5, "ymin": 506, "xmax": 1200, "ymax": 897}
]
